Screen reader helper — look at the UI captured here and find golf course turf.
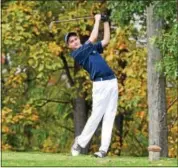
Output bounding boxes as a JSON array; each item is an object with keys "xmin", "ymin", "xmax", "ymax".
[{"xmin": 2, "ymin": 151, "xmax": 177, "ymax": 167}]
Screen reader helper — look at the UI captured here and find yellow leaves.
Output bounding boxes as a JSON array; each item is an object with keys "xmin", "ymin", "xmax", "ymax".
[
  {"xmin": 83, "ymin": 81, "xmax": 92, "ymax": 91},
  {"xmin": 136, "ymin": 111, "xmax": 145, "ymax": 119},
  {"xmin": 48, "ymin": 42, "xmax": 62, "ymax": 56},
  {"xmin": 90, "ymin": 2, "xmax": 103, "ymax": 16},
  {"xmin": 87, "ymin": 19, "xmax": 94, "ymax": 26},
  {"xmin": 116, "ymin": 27, "xmax": 122, "ymax": 35},
  {"xmin": 122, "ymin": 143, "xmax": 128, "ymax": 149},
  {"xmin": 90, "ymin": 144, "xmax": 98, "ymax": 152},
  {"xmin": 2, "ymin": 107, "xmax": 12, "ymax": 115},
  {"xmin": 138, "ymin": 103, "xmax": 147, "ymax": 108},
  {"xmin": 42, "ymin": 137, "xmax": 59, "ymax": 153},
  {"xmin": 2, "ymin": 107, "xmax": 13, "ymax": 123},
  {"xmin": 125, "ymin": 78, "xmax": 140, "ymax": 89},
  {"xmin": 105, "ymin": 47, "xmax": 116, "ymax": 62},
  {"xmin": 7, "ymin": 1, "xmax": 33, "ymax": 13},
  {"xmin": 28, "ymin": 57, "xmax": 38, "ymax": 68},
  {"xmin": 4, "ymin": 75, "xmax": 13, "ymax": 86},
  {"xmin": 123, "ymin": 67, "xmax": 135, "ymax": 77},
  {"xmin": 167, "ymin": 89, "xmax": 177, "ymax": 157},
  {"xmin": 138, "ymin": 87, "xmax": 146, "ymax": 97},
  {"xmin": 105, "ymin": 49, "xmax": 115, "ymax": 62},
  {"xmin": 31, "ymin": 114, "xmax": 39, "ymax": 121},
  {"xmin": 22, "ymin": 104, "xmax": 39, "ymax": 122},
  {"xmin": 81, "ymin": 30, "xmax": 90, "ymax": 36},
  {"xmin": 22, "ymin": 104, "xmax": 36, "ymax": 115},
  {"xmin": 50, "ymin": 24, "xmax": 58, "ymax": 34},
  {"xmin": 48, "ymin": 76, "xmax": 57, "ymax": 86},
  {"xmin": 12, "ymin": 75, "xmax": 23, "ymax": 83},
  {"xmin": 103, "ymin": 26, "xmax": 147, "ymax": 113},
  {"xmin": 23, "ymin": 24, "xmax": 29, "ymax": 28},
  {"xmin": 5, "ymin": 32, "xmax": 10, "ymax": 37},
  {"xmin": 2, "ymin": 126, "xmax": 10, "ymax": 133},
  {"xmin": 115, "ymin": 136, "xmax": 121, "ymax": 141},
  {"xmin": 117, "ymin": 41, "xmax": 127, "ymax": 50},
  {"xmin": 3, "ymin": 104, "xmax": 40, "ymax": 124},
  {"xmin": 47, "ymin": 11, "xmax": 52, "ymax": 18},
  {"xmin": 32, "ymin": 26, "xmax": 40, "ymax": 35},
  {"xmin": 168, "ymin": 126, "xmax": 177, "ymax": 156},
  {"xmin": 4, "ymin": 73, "xmax": 25, "ymax": 89},
  {"xmin": 111, "ymin": 142, "xmax": 120, "ymax": 149},
  {"xmin": 118, "ymin": 84, "xmax": 125, "ymax": 95},
  {"xmin": 106, "ymin": 54, "xmax": 114, "ymax": 62},
  {"xmin": 169, "ymin": 147, "xmax": 177, "ymax": 158},
  {"xmin": 7, "ymin": 3, "xmax": 19, "ymax": 12},
  {"xmin": 2, "ymin": 143, "xmax": 12, "ymax": 151},
  {"xmin": 22, "ymin": 6, "xmax": 32, "ymax": 13},
  {"xmin": 12, "ymin": 115, "xmax": 24, "ymax": 123},
  {"xmin": 170, "ymin": 126, "xmax": 177, "ymax": 134},
  {"xmin": 23, "ymin": 107, "xmax": 32, "ymax": 115},
  {"xmin": 168, "ymin": 134, "xmax": 177, "ymax": 157}
]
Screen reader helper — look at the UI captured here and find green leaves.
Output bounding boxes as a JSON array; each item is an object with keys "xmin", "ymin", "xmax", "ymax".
[
  {"xmin": 108, "ymin": 0, "xmax": 177, "ymax": 80},
  {"xmin": 2, "ymin": 0, "xmax": 73, "ymax": 153},
  {"xmin": 2, "ymin": 0, "xmax": 177, "ymax": 157},
  {"xmin": 107, "ymin": 1, "xmax": 146, "ymax": 26},
  {"xmin": 154, "ymin": 22, "xmax": 178, "ymax": 79}
]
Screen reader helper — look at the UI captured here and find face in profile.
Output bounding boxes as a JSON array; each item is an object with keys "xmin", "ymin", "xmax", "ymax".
[{"xmin": 68, "ymin": 35, "xmax": 82, "ymax": 50}]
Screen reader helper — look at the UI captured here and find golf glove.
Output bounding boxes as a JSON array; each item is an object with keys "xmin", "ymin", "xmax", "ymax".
[{"xmin": 101, "ymin": 14, "xmax": 109, "ymax": 22}]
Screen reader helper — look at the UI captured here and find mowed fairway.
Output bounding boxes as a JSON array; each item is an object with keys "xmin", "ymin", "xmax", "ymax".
[{"xmin": 2, "ymin": 151, "xmax": 177, "ymax": 167}]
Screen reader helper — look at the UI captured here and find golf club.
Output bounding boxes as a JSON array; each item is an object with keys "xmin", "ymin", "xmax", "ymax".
[{"xmin": 49, "ymin": 16, "xmax": 94, "ymax": 30}]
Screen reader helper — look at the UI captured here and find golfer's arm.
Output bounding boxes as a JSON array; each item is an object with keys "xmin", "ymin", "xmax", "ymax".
[
  {"xmin": 88, "ymin": 19, "xmax": 100, "ymax": 43},
  {"xmin": 101, "ymin": 22, "xmax": 110, "ymax": 47}
]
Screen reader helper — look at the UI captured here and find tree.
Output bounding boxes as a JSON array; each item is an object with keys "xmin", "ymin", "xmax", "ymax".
[
  {"xmin": 2, "ymin": 0, "xmax": 177, "ymax": 157},
  {"xmin": 1, "ymin": 0, "xmax": 98, "ymax": 154},
  {"xmin": 1, "ymin": 0, "xmax": 77, "ymax": 152},
  {"xmin": 146, "ymin": 3, "xmax": 168, "ymax": 159},
  {"xmin": 107, "ymin": 0, "xmax": 178, "ymax": 158}
]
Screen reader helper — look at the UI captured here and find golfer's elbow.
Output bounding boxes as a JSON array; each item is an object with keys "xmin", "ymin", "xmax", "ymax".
[
  {"xmin": 101, "ymin": 39, "xmax": 110, "ymax": 47},
  {"xmin": 89, "ymin": 36, "xmax": 97, "ymax": 43}
]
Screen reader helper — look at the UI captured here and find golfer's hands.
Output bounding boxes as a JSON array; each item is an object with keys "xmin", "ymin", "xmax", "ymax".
[{"xmin": 94, "ymin": 14, "xmax": 101, "ymax": 21}]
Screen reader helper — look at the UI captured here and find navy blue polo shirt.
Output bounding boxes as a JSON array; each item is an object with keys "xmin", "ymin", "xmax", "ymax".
[{"xmin": 71, "ymin": 41, "xmax": 114, "ymax": 81}]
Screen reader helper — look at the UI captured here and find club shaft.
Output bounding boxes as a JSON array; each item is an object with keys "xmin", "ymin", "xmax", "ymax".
[
  {"xmin": 49, "ymin": 16, "xmax": 94, "ymax": 30},
  {"xmin": 52, "ymin": 16, "xmax": 93, "ymax": 23}
]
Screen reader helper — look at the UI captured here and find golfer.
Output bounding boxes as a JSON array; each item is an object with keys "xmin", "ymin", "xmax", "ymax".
[{"xmin": 65, "ymin": 14, "xmax": 118, "ymax": 158}]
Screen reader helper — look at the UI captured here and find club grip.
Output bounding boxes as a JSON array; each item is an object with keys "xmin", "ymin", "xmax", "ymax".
[{"xmin": 101, "ymin": 14, "xmax": 109, "ymax": 22}]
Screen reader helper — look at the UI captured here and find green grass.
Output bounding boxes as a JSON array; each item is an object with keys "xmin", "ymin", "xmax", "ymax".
[{"xmin": 2, "ymin": 151, "xmax": 177, "ymax": 167}]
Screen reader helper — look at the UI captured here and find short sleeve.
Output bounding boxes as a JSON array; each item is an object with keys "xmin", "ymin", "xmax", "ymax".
[
  {"xmin": 84, "ymin": 39, "xmax": 91, "ymax": 45},
  {"xmin": 93, "ymin": 41, "xmax": 103, "ymax": 54}
]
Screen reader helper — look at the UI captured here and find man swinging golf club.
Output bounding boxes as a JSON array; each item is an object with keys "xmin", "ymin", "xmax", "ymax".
[{"xmin": 65, "ymin": 14, "xmax": 118, "ymax": 158}]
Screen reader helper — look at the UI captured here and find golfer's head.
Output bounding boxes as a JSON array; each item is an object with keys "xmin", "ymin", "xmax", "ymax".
[{"xmin": 65, "ymin": 32, "xmax": 81, "ymax": 50}]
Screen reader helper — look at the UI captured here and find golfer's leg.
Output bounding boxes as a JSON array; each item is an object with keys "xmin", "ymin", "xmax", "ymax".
[
  {"xmin": 78, "ymin": 82, "xmax": 107, "ymax": 148},
  {"xmin": 99, "ymin": 79, "xmax": 118, "ymax": 152}
]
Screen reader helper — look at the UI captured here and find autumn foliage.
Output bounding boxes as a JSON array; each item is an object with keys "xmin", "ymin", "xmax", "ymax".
[{"xmin": 1, "ymin": 0, "xmax": 177, "ymax": 158}]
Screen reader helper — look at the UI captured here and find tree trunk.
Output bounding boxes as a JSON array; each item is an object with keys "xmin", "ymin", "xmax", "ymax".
[
  {"xmin": 115, "ymin": 113, "xmax": 124, "ymax": 156},
  {"xmin": 73, "ymin": 61, "xmax": 89, "ymax": 154},
  {"xmin": 73, "ymin": 97, "xmax": 88, "ymax": 154},
  {"xmin": 60, "ymin": 51, "xmax": 89, "ymax": 154},
  {"xmin": 146, "ymin": 3, "xmax": 168, "ymax": 159}
]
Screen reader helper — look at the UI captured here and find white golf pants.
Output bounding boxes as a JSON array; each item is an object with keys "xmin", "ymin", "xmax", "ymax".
[{"xmin": 78, "ymin": 78, "xmax": 118, "ymax": 152}]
